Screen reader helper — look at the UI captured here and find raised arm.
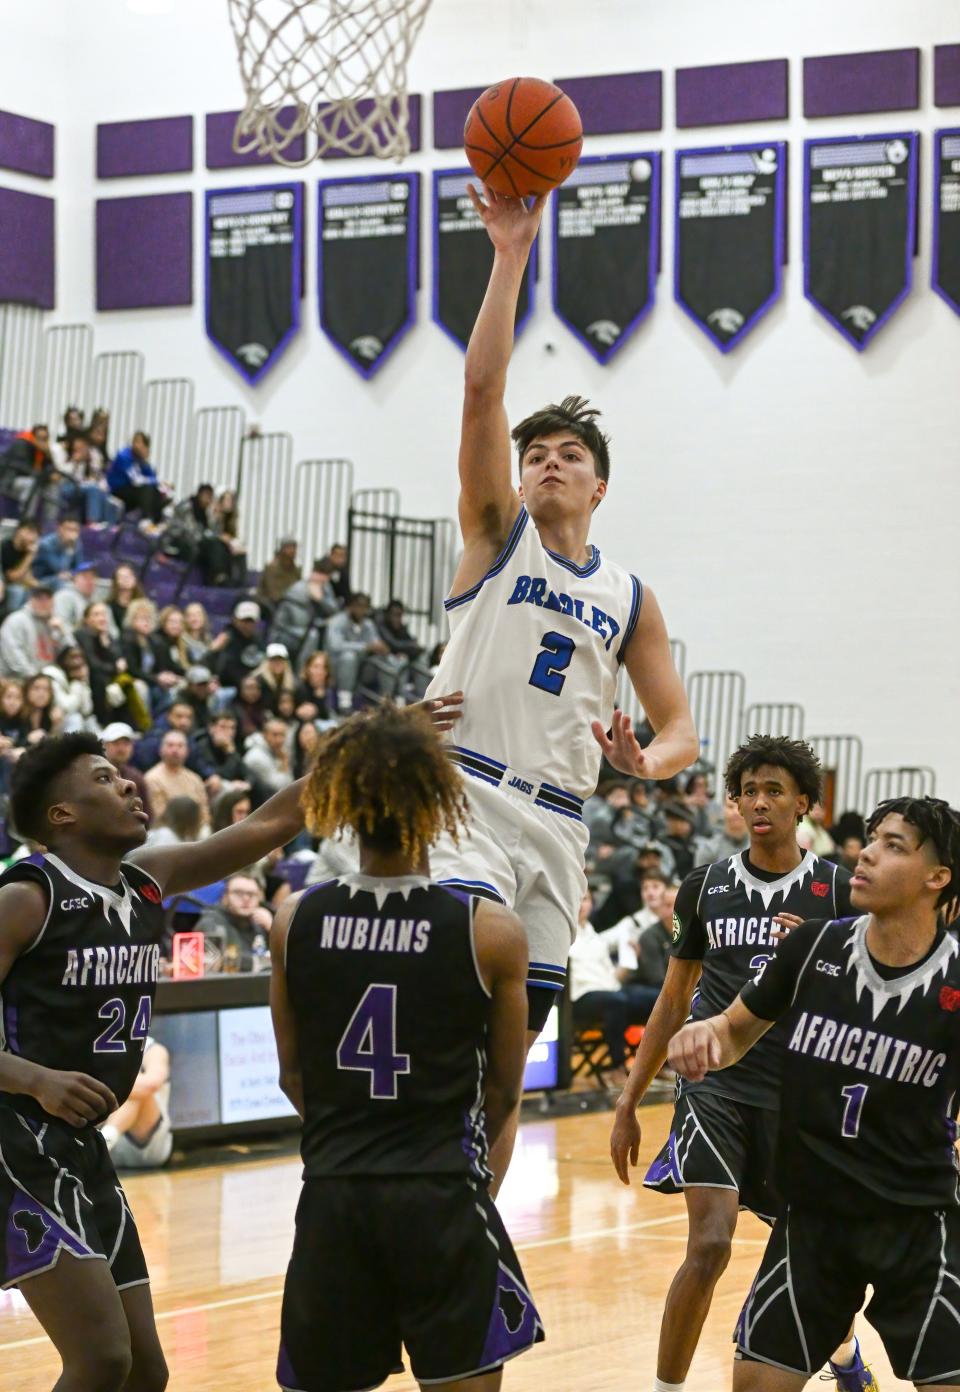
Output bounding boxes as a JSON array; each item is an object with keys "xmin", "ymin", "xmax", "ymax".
[
  {"xmin": 472, "ymin": 899, "xmax": 529, "ymax": 1149},
  {"xmin": 130, "ymin": 777, "xmax": 307, "ymax": 898},
  {"xmin": 451, "ymin": 187, "xmax": 545, "ymax": 592},
  {"xmin": 592, "ymin": 584, "xmax": 698, "ymax": 780},
  {"xmin": 269, "ymin": 892, "xmax": 304, "ymax": 1118}
]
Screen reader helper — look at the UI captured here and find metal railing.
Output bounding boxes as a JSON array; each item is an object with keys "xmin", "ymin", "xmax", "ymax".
[
  {"xmin": 40, "ymin": 322, "xmax": 93, "ymax": 431},
  {"xmin": 862, "ymin": 765, "xmax": 937, "ymax": 808},
  {"xmin": 807, "ymin": 735, "xmax": 864, "ymax": 818},
  {"xmin": 741, "ymin": 701, "xmax": 806, "ymax": 740},
  {"xmin": 293, "ymin": 458, "xmax": 354, "ymax": 568},
  {"xmin": 143, "ymin": 378, "xmax": 194, "ymax": 497},
  {"xmin": 0, "ymin": 304, "xmax": 44, "ymax": 428},
  {"xmin": 238, "ymin": 431, "xmax": 295, "ymax": 569},
  {"xmin": 191, "ymin": 405, "xmax": 245, "ymax": 496},
  {"xmin": 687, "ymin": 670, "xmax": 746, "ymax": 779},
  {"xmin": 90, "ymin": 350, "xmax": 144, "ymax": 450}
]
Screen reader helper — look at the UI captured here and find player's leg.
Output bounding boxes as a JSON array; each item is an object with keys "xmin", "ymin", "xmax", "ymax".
[
  {"xmin": 864, "ymin": 1206, "xmax": 960, "ymax": 1391},
  {"xmin": 419, "ymin": 1375, "xmax": 503, "ymax": 1391},
  {"xmin": 20, "ymin": 1252, "xmax": 134, "ymax": 1391},
  {"xmin": 733, "ymin": 1361, "xmax": 809, "ymax": 1390},
  {"xmin": 657, "ymin": 1185, "xmax": 741, "ymax": 1383},
  {"xmin": 119, "ymin": 1283, "xmax": 168, "ymax": 1391}
]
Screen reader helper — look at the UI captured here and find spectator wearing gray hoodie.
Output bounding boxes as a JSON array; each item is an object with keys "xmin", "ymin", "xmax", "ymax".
[{"xmin": 0, "ymin": 588, "xmax": 70, "ymax": 679}]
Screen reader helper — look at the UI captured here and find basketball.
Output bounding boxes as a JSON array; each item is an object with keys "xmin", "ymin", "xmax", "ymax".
[{"xmin": 464, "ymin": 76, "xmax": 583, "ymax": 197}]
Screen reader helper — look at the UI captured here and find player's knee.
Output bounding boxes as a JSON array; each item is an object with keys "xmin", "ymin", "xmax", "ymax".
[
  {"xmin": 686, "ymin": 1230, "xmax": 733, "ymax": 1282},
  {"xmin": 76, "ymin": 1336, "xmax": 133, "ymax": 1391},
  {"xmin": 129, "ymin": 1349, "xmax": 170, "ymax": 1392}
]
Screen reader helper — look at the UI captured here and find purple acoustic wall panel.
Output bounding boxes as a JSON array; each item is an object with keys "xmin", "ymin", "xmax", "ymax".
[
  {"xmin": 319, "ymin": 96, "xmax": 422, "ymax": 158},
  {"xmin": 97, "ymin": 116, "xmax": 193, "ymax": 178},
  {"xmin": 675, "ymin": 59, "xmax": 788, "ymax": 128},
  {"xmin": 935, "ymin": 45, "xmax": 960, "ymax": 108},
  {"xmin": 804, "ymin": 48, "xmax": 920, "ymax": 118},
  {"xmin": 0, "ymin": 187, "xmax": 55, "ymax": 307},
  {"xmin": 96, "ymin": 192, "xmax": 192, "ymax": 310},
  {"xmin": 552, "ymin": 72, "xmax": 663, "ymax": 134},
  {"xmin": 206, "ymin": 109, "xmax": 307, "ymax": 168},
  {"xmin": 434, "ymin": 87, "xmax": 488, "ymax": 149},
  {"xmin": 0, "ymin": 109, "xmax": 54, "ymax": 179}
]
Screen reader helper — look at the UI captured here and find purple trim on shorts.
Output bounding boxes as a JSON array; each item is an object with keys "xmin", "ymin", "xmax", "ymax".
[
  {"xmin": 5, "ymin": 1192, "xmax": 89, "ymax": 1285},
  {"xmin": 478, "ymin": 1260, "xmax": 543, "ymax": 1370},
  {"xmin": 3, "ymin": 1004, "xmax": 18, "ymax": 1053}
]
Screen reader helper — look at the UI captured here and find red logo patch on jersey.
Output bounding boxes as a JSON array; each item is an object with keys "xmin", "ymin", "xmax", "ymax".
[
  {"xmin": 939, "ymin": 986, "xmax": 960, "ymax": 1013},
  {"xmin": 139, "ymin": 883, "xmax": 162, "ymax": 904},
  {"xmin": 811, "ymin": 881, "xmax": 830, "ymax": 897}
]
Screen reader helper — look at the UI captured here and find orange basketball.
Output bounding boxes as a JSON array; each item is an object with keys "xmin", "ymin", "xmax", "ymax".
[{"xmin": 464, "ymin": 77, "xmax": 583, "ymax": 198}]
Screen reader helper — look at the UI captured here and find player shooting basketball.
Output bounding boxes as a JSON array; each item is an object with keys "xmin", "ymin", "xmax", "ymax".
[{"xmin": 425, "ymin": 183, "xmax": 698, "ymax": 1188}]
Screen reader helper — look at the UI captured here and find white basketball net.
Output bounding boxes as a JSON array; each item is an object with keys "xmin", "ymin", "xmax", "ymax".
[{"xmin": 227, "ymin": 0, "xmax": 432, "ymax": 164}]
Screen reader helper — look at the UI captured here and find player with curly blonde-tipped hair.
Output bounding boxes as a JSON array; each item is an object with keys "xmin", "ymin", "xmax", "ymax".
[{"xmin": 270, "ymin": 704, "xmax": 544, "ymax": 1392}]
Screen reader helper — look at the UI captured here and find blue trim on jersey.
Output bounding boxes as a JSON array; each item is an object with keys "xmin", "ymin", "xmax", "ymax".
[
  {"xmin": 450, "ymin": 747, "xmax": 583, "ymax": 821},
  {"xmin": 545, "ymin": 543, "xmax": 601, "ymax": 578},
  {"xmin": 451, "ymin": 745, "xmax": 508, "ymax": 774},
  {"xmin": 443, "ymin": 507, "xmax": 529, "ymax": 612},
  {"xmin": 436, "ymin": 877, "xmax": 506, "ymax": 904},
  {"xmin": 616, "ymin": 574, "xmax": 644, "ymax": 663}
]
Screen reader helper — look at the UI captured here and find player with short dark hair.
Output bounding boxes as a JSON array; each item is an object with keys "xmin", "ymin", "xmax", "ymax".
[
  {"xmin": 425, "ymin": 185, "xmax": 698, "ymax": 1189},
  {"xmin": 669, "ymin": 795, "xmax": 960, "ymax": 1391},
  {"xmin": 0, "ymin": 730, "xmax": 314, "ymax": 1391},
  {"xmin": 610, "ymin": 735, "xmax": 874, "ymax": 1392},
  {"xmin": 270, "ymin": 705, "xmax": 542, "ymax": 1392}
]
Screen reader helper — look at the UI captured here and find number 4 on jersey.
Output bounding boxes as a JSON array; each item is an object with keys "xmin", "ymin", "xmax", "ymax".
[{"xmin": 336, "ymin": 983, "xmax": 410, "ymax": 1099}]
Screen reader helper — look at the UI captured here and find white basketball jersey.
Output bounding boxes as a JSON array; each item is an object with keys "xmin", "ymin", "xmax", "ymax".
[{"xmin": 427, "ymin": 507, "xmax": 642, "ymax": 801}]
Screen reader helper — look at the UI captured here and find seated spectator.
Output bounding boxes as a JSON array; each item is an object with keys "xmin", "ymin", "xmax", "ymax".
[
  {"xmin": 1, "ymin": 423, "xmax": 57, "ymax": 520},
  {"xmin": 603, "ymin": 870, "xmax": 671, "ymax": 967},
  {"xmin": 660, "ymin": 800, "xmax": 698, "ymax": 881},
  {"xmin": 609, "ymin": 791, "xmax": 661, "ymax": 853},
  {"xmin": 208, "ymin": 487, "xmax": 247, "ymax": 585},
  {"xmin": 101, "ymin": 1036, "xmax": 173, "ymax": 1170},
  {"xmin": 798, "ymin": 802, "xmax": 836, "ymax": 857},
  {"xmin": 108, "ymin": 564, "xmax": 145, "ymax": 632},
  {"xmin": 254, "ymin": 643, "xmax": 296, "ymax": 714},
  {"xmin": 132, "ymin": 700, "xmax": 198, "ymax": 772},
  {"xmin": 43, "ymin": 648, "xmax": 97, "ymax": 734},
  {"xmin": 0, "ymin": 679, "xmax": 28, "ymax": 746},
  {"xmin": 0, "ymin": 587, "xmax": 69, "ymax": 680},
  {"xmin": 101, "ymin": 721, "xmax": 152, "ymax": 817},
  {"xmin": 683, "ymin": 770, "xmax": 718, "ymax": 838},
  {"xmin": 107, "ymin": 430, "xmax": 168, "ymax": 525},
  {"xmin": 162, "ymin": 483, "xmax": 214, "ymax": 565},
  {"xmin": 182, "ymin": 602, "xmax": 212, "ymax": 665},
  {"xmin": 584, "ymin": 780, "xmax": 632, "ymax": 850},
  {"xmin": 53, "ymin": 562, "xmax": 100, "ymax": 633},
  {"xmin": 181, "ymin": 665, "xmax": 216, "ymax": 730},
  {"xmin": 316, "ymin": 542, "xmax": 349, "ymax": 606},
  {"xmin": 568, "ymin": 891, "xmax": 653, "ymax": 1083},
  {"xmin": 243, "ymin": 716, "xmax": 293, "ymax": 799},
  {"xmin": 832, "ymin": 831, "xmax": 865, "ymax": 874},
  {"xmin": 122, "ymin": 599, "xmax": 173, "ymax": 706},
  {"xmin": 60, "ymin": 434, "xmax": 123, "ymax": 526},
  {"xmin": 31, "ymin": 517, "xmax": 85, "ymax": 591},
  {"xmin": 291, "ymin": 718, "xmax": 321, "ymax": 780},
  {"xmin": 77, "ymin": 601, "xmax": 128, "ymax": 725},
  {"xmin": 211, "ymin": 785, "xmax": 253, "ymax": 833},
  {"xmin": 155, "ymin": 606, "xmax": 189, "ymax": 681},
  {"xmin": 21, "ymin": 673, "xmax": 62, "ymax": 744},
  {"xmin": 214, "ymin": 600, "xmax": 265, "ymax": 691},
  {"xmin": 375, "ymin": 598, "xmax": 427, "ymax": 699},
  {"xmin": 145, "ymin": 794, "xmax": 203, "ymax": 849},
  {"xmin": 144, "ymin": 729, "xmax": 210, "ymax": 828},
  {"xmin": 592, "ymin": 840, "xmax": 677, "ymax": 930},
  {"xmin": 426, "ymin": 640, "xmax": 446, "ymax": 675},
  {"xmin": 193, "ymin": 711, "xmax": 249, "ymax": 791},
  {"xmin": 50, "ymin": 405, "xmax": 85, "ymax": 466},
  {"xmin": 197, "ymin": 873, "xmax": 273, "ymax": 973},
  {"xmin": 325, "ymin": 592, "xmax": 390, "ymax": 712},
  {"xmin": 1, "ymin": 520, "xmax": 40, "ymax": 610},
  {"xmin": 293, "ymin": 650, "xmax": 334, "ymax": 724},
  {"xmin": 257, "ymin": 537, "xmax": 302, "ymax": 611},
  {"xmin": 269, "ymin": 558, "xmax": 338, "ymax": 662},
  {"xmin": 626, "ymin": 882, "xmax": 680, "ymax": 1020},
  {"xmin": 231, "ymin": 673, "xmax": 269, "ymax": 741},
  {"xmin": 693, "ymin": 796, "xmax": 750, "ymax": 866}
]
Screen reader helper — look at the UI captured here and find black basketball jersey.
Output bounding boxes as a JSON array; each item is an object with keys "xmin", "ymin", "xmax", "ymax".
[
  {"xmin": 743, "ymin": 917, "xmax": 960, "ymax": 1212},
  {"xmin": 286, "ymin": 873, "xmax": 492, "ymax": 1181},
  {"xmin": 672, "ymin": 851, "xmax": 851, "ymax": 1109},
  {"xmin": 0, "ymin": 852, "xmax": 166, "ymax": 1122}
]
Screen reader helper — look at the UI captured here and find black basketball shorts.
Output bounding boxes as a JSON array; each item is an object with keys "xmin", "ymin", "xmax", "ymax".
[
  {"xmin": 277, "ymin": 1173, "xmax": 544, "ymax": 1392},
  {"xmin": 736, "ymin": 1202, "xmax": 960, "ymax": 1385},
  {"xmin": 643, "ymin": 1087, "xmax": 779, "ymax": 1222},
  {"xmin": 0, "ymin": 1102, "xmax": 148, "ymax": 1290}
]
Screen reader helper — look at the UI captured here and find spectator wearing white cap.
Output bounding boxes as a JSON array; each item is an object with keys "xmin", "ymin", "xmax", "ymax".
[
  {"xmin": 101, "ymin": 720, "xmax": 152, "ymax": 820},
  {"xmin": 212, "ymin": 600, "xmax": 265, "ymax": 692},
  {"xmin": 253, "ymin": 642, "xmax": 296, "ymax": 714}
]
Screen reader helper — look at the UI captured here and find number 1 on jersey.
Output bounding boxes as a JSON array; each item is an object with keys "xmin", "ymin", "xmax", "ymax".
[
  {"xmin": 530, "ymin": 631, "xmax": 576, "ymax": 696},
  {"xmin": 336, "ymin": 983, "xmax": 410, "ymax": 1099},
  {"xmin": 841, "ymin": 1083, "xmax": 868, "ymax": 1138}
]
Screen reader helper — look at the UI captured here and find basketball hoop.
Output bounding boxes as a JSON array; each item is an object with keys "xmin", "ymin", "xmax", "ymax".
[{"xmin": 227, "ymin": 0, "xmax": 433, "ymax": 164}]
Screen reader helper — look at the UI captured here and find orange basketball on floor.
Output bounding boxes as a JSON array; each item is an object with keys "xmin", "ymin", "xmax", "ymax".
[{"xmin": 464, "ymin": 77, "xmax": 583, "ymax": 198}]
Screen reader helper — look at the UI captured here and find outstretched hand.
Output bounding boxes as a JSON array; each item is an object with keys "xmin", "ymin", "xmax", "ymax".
[
  {"xmin": 591, "ymin": 710, "xmax": 664, "ymax": 780},
  {"xmin": 411, "ymin": 690, "xmax": 464, "ymax": 734},
  {"xmin": 466, "ymin": 183, "xmax": 547, "ymax": 255}
]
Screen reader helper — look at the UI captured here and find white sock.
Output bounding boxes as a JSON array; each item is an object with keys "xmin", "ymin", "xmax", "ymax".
[
  {"xmin": 653, "ymin": 1379, "xmax": 685, "ymax": 1392},
  {"xmin": 830, "ymin": 1337, "xmax": 857, "ymax": 1368},
  {"xmin": 100, "ymin": 1123, "xmax": 119, "ymax": 1150}
]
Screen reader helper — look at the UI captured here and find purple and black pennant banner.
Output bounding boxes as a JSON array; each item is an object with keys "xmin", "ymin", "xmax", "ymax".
[
  {"xmin": 932, "ymin": 130, "xmax": 960, "ymax": 318},
  {"xmin": 432, "ymin": 168, "xmax": 536, "ymax": 352},
  {"xmin": 205, "ymin": 183, "xmax": 302, "ymax": 384},
  {"xmin": 318, "ymin": 173, "xmax": 419, "ymax": 379},
  {"xmin": 552, "ymin": 152, "xmax": 660, "ymax": 363},
  {"xmin": 803, "ymin": 133, "xmax": 919, "ymax": 350},
  {"xmin": 674, "ymin": 142, "xmax": 786, "ymax": 352}
]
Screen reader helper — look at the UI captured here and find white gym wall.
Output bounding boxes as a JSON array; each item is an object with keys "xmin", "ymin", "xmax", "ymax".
[{"xmin": 2, "ymin": 0, "xmax": 958, "ymax": 798}]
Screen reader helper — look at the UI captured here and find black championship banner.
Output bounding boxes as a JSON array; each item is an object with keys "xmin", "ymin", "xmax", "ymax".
[
  {"xmin": 205, "ymin": 183, "xmax": 302, "ymax": 384},
  {"xmin": 804, "ymin": 133, "xmax": 918, "ymax": 350},
  {"xmin": 318, "ymin": 174, "xmax": 419, "ymax": 378},
  {"xmin": 674, "ymin": 142, "xmax": 786, "ymax": 353},
  {"xmin": 552, "ymin": 153, "xmax": 660, "ymax": 363},
  {"xmin": 432, "ymin": 168, "xmax": 536, "ymax": 351},
  {"xmin": 933, "ymin": 129, "xmax": 960, "ymax": 317}
]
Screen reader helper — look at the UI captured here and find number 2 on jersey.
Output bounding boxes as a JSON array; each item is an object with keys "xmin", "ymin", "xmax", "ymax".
[
  {"xmin": 336, "ymin": 983, "xmax": 410, "ymax": 1099},
  {"xmin": 529, "ymin": 631, "xmax": 576, "ymax": 696}
]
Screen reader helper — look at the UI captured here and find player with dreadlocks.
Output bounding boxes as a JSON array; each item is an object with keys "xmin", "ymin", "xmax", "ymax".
[
  {"xmin": 670, "ymin": 795, "xmax": 960, "ymax": 1391},
  {"xmin": 611, "ymin": 734, "xmax": 875, "ymax": 1392},
  {"xmin": 270, "ymin": 705, "xmax": 543, "ymax": 1392}
]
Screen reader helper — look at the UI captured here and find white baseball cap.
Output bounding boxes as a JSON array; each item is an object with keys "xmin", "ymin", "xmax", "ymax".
[{"xmin": 101, "ymin": 722, "xmax": 138, "ymax": 743}]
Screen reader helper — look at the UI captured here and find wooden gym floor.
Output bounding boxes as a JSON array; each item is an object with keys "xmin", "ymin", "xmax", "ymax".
[{"xmin": 1, "ymin": 1101, "xmax": 906, "ymax": 1390}]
